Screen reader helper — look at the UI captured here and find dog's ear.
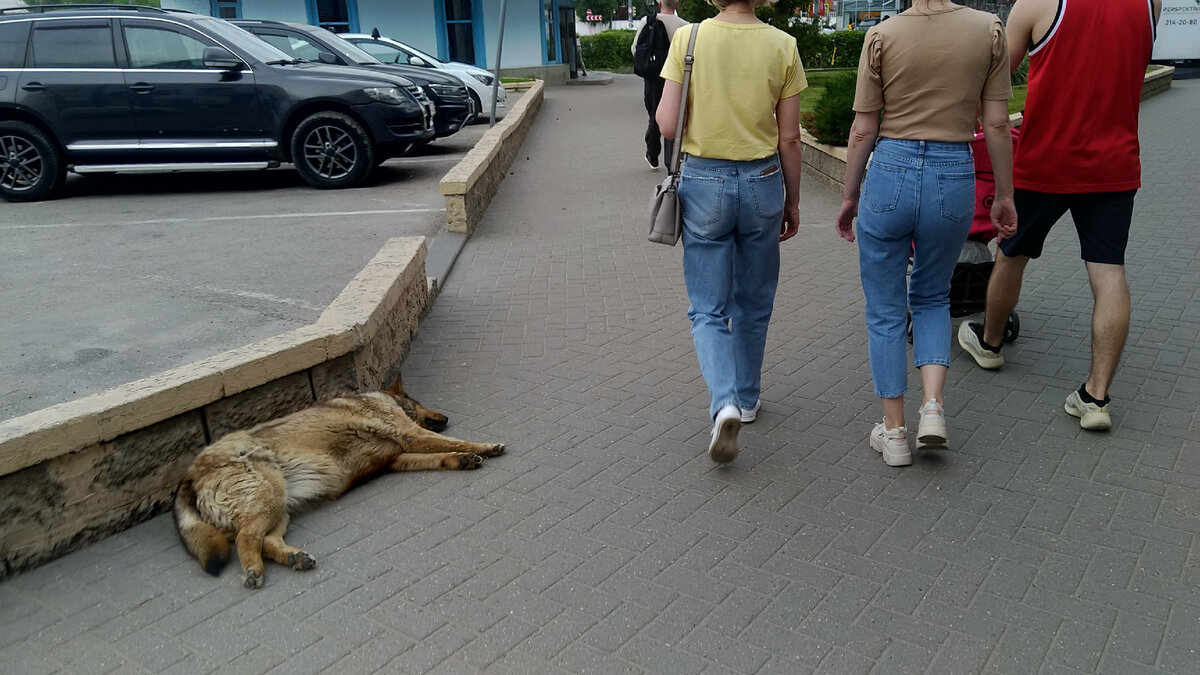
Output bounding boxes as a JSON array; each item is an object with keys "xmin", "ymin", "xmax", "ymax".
[{"xmin": 385, "ymin": 374, "xmax": 405, "ymax": 396}]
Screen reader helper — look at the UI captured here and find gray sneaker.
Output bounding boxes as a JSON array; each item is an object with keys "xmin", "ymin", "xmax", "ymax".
[
  {"xmin": 1064, "ymin": 390, "xmax": 1112, "ymax": 430},
  {"xmin": 957, "ymin": 321, "xmax": 1004, "ymax": 370}
]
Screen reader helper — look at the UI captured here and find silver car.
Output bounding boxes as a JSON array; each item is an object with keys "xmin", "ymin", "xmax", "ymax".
[{"xmin": 343, "ymin": 32, "xmax": 507, "ymax": 120}]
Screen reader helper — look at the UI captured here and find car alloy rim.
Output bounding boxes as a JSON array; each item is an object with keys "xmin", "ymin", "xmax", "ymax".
[
  {"xmin": 301, "ymin": 124, "xmax": 358, "ymax": 180},
  {"xmin": 0, "ymin": 134, "xmax": 43, "ymax": 193}
]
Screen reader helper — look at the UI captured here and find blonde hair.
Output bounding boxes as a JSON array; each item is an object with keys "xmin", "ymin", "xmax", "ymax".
[{"xmin": 708, "ymin": 0, "xmax": 778, "ymax": 8}]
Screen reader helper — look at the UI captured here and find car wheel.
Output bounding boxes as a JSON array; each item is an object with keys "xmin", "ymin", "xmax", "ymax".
[
  {"xmin": 0, "ymin": 121, "xmax": 66, "ymax": 202},
  {"xmin": 290, "ymin": 111, "xmax": 375, "ymax": 189}
]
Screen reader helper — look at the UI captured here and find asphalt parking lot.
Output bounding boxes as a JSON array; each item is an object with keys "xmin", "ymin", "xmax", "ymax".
[{"xmin": 0, "ymin": 120, "xmax": 493, "ymax": 421}]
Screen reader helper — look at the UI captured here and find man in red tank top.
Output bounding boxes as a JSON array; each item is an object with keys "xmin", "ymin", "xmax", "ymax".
[{"xmin": 957, "ymin": 0, "xmax": 1161, "ymax": 431}]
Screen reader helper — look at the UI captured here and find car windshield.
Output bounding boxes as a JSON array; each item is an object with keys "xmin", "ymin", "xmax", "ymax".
[
  {"xmin": 316, "ymin": 30, "xmax": 385, "ymax": 66},
  {"xmin": 196, "ymin": 17, "xmax": 294, "ymax": 64},
  {"xmin": 386, "ymin": 38, "xmax": 443, "ymax": 66}
]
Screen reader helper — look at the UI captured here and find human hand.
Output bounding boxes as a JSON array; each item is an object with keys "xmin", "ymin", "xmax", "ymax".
[
  {"xmin": 991, "ymin": 195, "xmax": 1017, "ymax": 240},
  {"xmin": 835, "ymin": 198, "xmax": 858, "ymax": 242},
  {"xmin": 780, "ymin": 206, "xmax": 800, "ymax": 242}
]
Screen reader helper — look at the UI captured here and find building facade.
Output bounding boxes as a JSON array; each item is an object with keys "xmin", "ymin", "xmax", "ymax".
[{"xmin": 160, "ymin": 0, "xmax": 580, "ymax": 82}]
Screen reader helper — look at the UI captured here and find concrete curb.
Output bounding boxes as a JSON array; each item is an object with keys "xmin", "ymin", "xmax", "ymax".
[
  {"xmin": 440, "ymin": 80, "xmax": 545, "ymax": 235},
  {"xmin": 0, "ymin": 238, "xmax": 432, "ymax": 577}
]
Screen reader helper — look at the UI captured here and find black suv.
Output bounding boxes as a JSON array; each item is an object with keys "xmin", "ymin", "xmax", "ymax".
[
  {"xmin": 230, "ymin": 19, "xmax": 476, "ymax": 141},
  {"xmin": 0, "ymin": 4, "xmax": 437, "ymax": 202}
]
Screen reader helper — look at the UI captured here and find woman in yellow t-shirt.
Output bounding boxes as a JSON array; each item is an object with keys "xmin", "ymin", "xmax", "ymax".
[{"xmin": 656, "ymin": 0, "xmax": 806, "ymax": 464}]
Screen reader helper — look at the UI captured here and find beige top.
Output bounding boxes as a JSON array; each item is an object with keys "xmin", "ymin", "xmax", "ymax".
[{"xmin": 853, "ymin": 7, "xmax": 1011, "ymax": 142}]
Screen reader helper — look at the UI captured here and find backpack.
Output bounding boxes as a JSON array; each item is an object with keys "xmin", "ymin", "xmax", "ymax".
[{"xmin": 633, "ymin": 12, "xmax": 670, "ymax": 79}]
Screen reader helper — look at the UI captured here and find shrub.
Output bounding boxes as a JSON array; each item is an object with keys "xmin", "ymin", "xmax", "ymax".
[
  {"xmin": 821, "ymin": 31, "xmax": 866, "ymax": 69},
  {"xmin": 804, "ymin": 71, "xmax": 857, "ymax": 146},
  {"xmin": 579, "ymin": 29, "xmax": 635, "ymax": 71},
  {"xmin": 1011, "ymin": 55, "xmax": 1029, "ymax": 87}
]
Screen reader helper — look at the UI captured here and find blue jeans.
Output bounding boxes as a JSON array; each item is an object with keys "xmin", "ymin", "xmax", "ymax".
[
  {"xmin": 679, "ymin": 154, "xmax": 783, "ymax": 418},
  {"xmin": 857, "ymin": 138, "xmax": 974, "ymax": 398}
]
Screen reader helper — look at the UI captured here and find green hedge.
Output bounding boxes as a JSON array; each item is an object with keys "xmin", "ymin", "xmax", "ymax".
[
  {"xmin": 809, "ymin": 31, "xmax": 866, "ymax": 70},
  {"xmin": 578, "ymin": 27, "xmax": 868, "ymax": 73},
  {"xmin": 580, "ymin": 29, "xmax": 635, "ymax": 71},
  {"xmin": 803, "ymin": 71, "xmax": 857, "ymax": 146}
]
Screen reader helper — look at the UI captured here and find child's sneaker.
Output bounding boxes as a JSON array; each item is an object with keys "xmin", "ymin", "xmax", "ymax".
[
  {"xmin": 870, "ymin": 422, "xmax": 911, "ymax": 466},
  {"xmin": 917, "ymin": 399, "xmax": 948, "ymax": 449},
  {"xmin": 1064, "ymin": 390, "xmax": 1111, "ymax": 431},
  {"xmin": 708, "ymin": 404, "xmax": 742, "ymax": 463}
]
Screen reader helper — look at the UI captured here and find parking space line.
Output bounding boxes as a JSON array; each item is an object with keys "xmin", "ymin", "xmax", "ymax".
[{"xmin": 1, "ymin": 208, "xmax": 444, "ymax": 231}]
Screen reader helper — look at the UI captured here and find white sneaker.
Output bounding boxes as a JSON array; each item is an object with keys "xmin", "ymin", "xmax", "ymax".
[
  {"xmin": 708, "ymin": 404, "xmax": 742, "ymax": 463},
  {"xmin": 870, "ymin": 422, "xmax": 911, "ymax": 466},
  {"xmin": 740, "ymin": 400, "xmax": 761, "ymax": 424},
  {"xmin": 916, "ymin": 399, "xmax": 947, "ymax": 450}
]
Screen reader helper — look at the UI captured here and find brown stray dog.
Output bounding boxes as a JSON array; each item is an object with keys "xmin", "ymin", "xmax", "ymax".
[{"xmin": 174, "ymin": 375, "xmax": 504, "ymax": 588}]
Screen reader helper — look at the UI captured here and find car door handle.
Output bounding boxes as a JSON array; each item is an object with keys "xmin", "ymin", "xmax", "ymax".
[
  {"xmin": 21, "ymin": 82, "xmax": 46, "ymax": 92},
  {"xmin": 129, "ymin": 83, "xmax": 155, "ymax": 93}
]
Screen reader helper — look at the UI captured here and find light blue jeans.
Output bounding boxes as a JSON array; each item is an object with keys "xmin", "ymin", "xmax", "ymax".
[
  {"xmin": 857, "ymin": 138, "xmax": 974, "ymax": 398},
  {"xmin": 678, "ymin": 154, "xmax": 783, "ymax": 418}
]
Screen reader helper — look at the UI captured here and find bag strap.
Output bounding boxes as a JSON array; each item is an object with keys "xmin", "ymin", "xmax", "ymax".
[{"xmin": 667, "ymin": 23, "xmax": 698, "ymax": 174}]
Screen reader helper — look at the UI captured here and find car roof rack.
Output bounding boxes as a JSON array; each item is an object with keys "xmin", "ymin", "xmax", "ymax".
[{"xmin": 1, "ymin": 3, "xmax": 170, "ymax": 14}]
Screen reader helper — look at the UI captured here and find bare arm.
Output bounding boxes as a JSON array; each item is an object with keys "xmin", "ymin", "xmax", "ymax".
[
  {"xmin": 656, "ymin": 79, "xmax": 683, "ymax": 140},
  {"xmin": 980, "ymin": 98, "xmax": 1017, "ymax": 238},
  {"xmin": 1005, "ymin": 0, "xmax": 1036, "ymax": 73},
  {"xmin": 776, "ymin": 93, "xmax": 802, "ymax": 242},
  {"xmin": 1152, "ymin": 0, "xmax": 1161, "ymax": 25},
  {"xmin": 834, "ymin": 110, "xmax": 880, "ymax": 243}
]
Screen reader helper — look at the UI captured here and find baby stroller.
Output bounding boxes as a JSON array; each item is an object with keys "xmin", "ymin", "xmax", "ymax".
[{"xmin": 908, "ymin": 128, "xmax": 1020, "ymax": 343}]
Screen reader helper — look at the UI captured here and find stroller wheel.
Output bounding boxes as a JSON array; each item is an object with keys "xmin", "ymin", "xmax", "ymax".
[{"xmin": 1004, "ymin": 311, "xmax": 1020, "ymax": 343}]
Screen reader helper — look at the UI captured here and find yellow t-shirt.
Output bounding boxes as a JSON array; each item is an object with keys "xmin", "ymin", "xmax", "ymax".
[{"xmin": 660, "ymin": 20, "xmax": 807, "ymax": 161}]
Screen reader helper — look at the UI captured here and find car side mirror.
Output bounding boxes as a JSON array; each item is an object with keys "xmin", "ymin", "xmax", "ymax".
[
  {"xmin": 318, "ymin": 51, "xmax": 338, "ymax": 65},
  {"xmin": 410, "ymin": 56, "xmax": 428, "ymax": 67},
  {"xmin": 202, "ymin": 46, "xmax": 243, "ymax": 71}
]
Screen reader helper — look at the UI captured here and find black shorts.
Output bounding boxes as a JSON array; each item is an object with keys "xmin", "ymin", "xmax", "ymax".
[{"xmin": 999, "ymin": 189, "xmax": 1137, "ymax": 265}]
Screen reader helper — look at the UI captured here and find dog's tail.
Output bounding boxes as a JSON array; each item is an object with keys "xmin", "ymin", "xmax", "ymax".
[{"xmin": 173, "ymin": 477, "xmax": 230, "ymax": 576}]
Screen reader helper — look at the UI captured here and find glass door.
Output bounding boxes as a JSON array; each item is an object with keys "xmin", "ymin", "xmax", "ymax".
[
  {"xmin": 542, "ymin": 0, "xmax": 558, "ymax": 64},
  {"xmin": 442, "ymin": 0, "xmax": 477, "ymax": 65}
]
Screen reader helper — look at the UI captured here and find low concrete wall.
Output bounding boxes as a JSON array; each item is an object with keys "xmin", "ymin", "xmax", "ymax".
[
  {"xmin": 801, "ymin": 67, "xmax": 1175, "ymax": 196},
  {"xmin": 801, "ymin": 129, "xmax": 849, "ymax": 194},
  {"xmin": 1141, "ymin": 65, "xmax": 1175, "ymax": 100},
  {"xmin": 441, "ymin": 80, "xmax": 545, "ymax": 235},
  {"xmin": 0, "ymin": 238, "xmax": 430, "ymax": 580}
]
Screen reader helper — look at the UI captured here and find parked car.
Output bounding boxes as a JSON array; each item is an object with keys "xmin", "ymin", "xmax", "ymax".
[
  {"xmin": 231, "ymin": 19, "xmax": 476, "ymax": 140},
  {"xmin": 0, "ymin": 4, "xmax": 436, "ymax": 202},
  {"xmin": 342, "ymin": 31, "xmax": 507, "ymax": 119}
]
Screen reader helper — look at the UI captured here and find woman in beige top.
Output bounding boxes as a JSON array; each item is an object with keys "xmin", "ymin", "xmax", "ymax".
[{"xmin": 835, "ymin": 0, "xmax": 1017, "ymax": 467}]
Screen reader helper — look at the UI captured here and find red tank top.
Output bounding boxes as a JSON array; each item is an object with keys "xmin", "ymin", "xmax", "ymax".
[{"xmin": 1014, "ymin": 0, "xmax": 1156, "ymax": 193}]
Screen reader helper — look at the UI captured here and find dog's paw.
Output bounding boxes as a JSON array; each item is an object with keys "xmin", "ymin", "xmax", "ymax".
[
  {"xmin": 243, "ymin": 569, "xmax": 264, "ymax": 589},
  {"xmin": 288, "ymin": 551, "xmax": 317, "ymax": 571},
  {"xmin": 458, "ymin": 453, "xmax": 484, "ymax": 470},
  {"xmin": 481, "ymin": 443, "xmax": 505, "ymax": 457}
]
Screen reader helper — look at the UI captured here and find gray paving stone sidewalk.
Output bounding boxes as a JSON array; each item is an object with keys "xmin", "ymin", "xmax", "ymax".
[{"xmin": 1, "ymin": 75, "xmax": 1198, "ymax": 674}]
